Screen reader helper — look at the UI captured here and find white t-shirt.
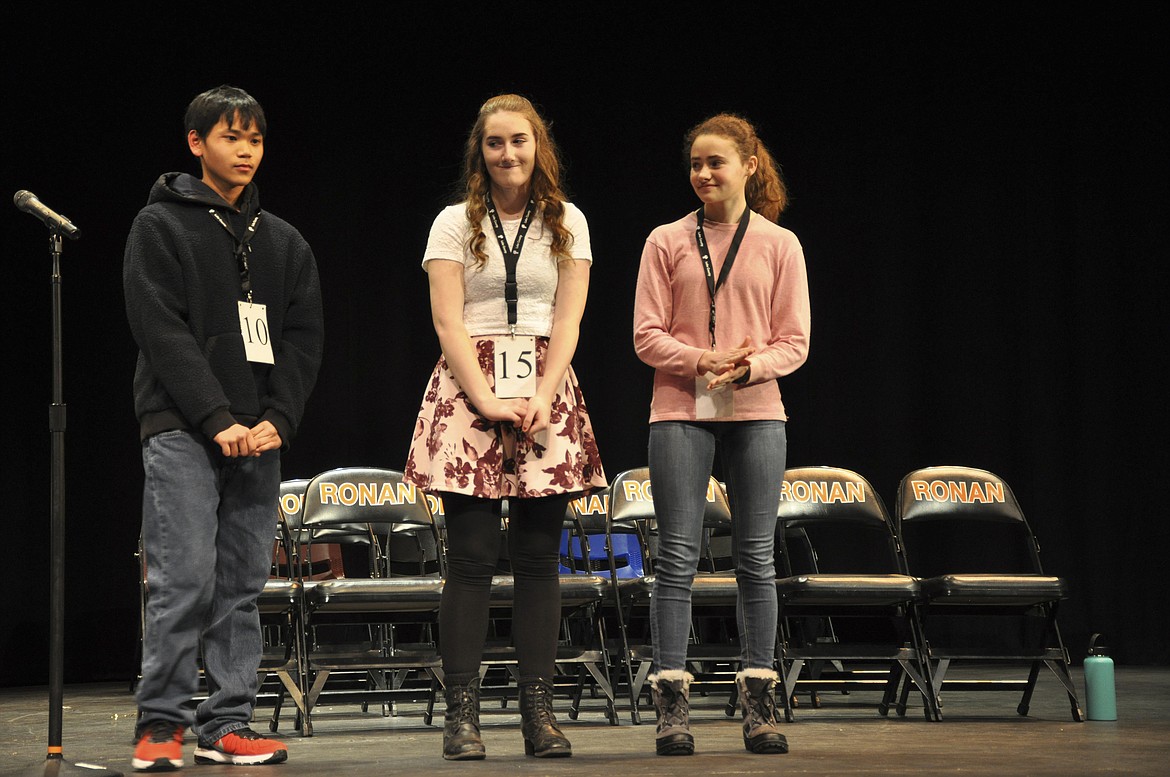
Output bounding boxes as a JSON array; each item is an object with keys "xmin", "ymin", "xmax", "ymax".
[{"xmin": 422, "ymin": 202, "xmax": 593, "ymax": 337}]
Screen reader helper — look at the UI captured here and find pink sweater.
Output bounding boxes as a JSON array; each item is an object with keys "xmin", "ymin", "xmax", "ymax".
[{"xmin": 633, "ymin": 210, "xmax": 810, "ymax": 423}]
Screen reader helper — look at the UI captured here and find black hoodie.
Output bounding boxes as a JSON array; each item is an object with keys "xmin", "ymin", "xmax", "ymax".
[{"xmin": 123, "ymin": 172, "xmax": 323, "ymax": 447}]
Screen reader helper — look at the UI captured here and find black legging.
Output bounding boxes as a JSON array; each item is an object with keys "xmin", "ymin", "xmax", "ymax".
[{"xmin": 439, "ymin": 492, "xmax": 569, "ymax": 686}]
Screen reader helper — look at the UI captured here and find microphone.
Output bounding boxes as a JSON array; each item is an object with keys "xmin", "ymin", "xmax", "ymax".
[{"xmin": 13, "ymin": 190, "xmax": 81, "ymax": 239}]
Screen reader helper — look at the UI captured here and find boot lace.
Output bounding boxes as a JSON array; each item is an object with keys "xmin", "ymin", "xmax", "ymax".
[
  {"xmin": 524, "ymin": 681, "xmax": 557, "ymax": 725},
  {"xmin": 447, "ymin": 685, "xmax": 480, "ymax": 725},
  {"xmin": 655, "ymin": 682, "xmax": 690, "ymax": 729},
  {"xmin": 743, "ymin": 679, "xmax": 779, "ymax": 728}
]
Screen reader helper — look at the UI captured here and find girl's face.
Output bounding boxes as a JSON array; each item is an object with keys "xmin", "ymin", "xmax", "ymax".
[
  {"xmin": 481, "ymin": 111, "xmax": 536, "ymax": 195},
  {"xmin": 689, "ymin": 133, "xmax": 757, "ymax": 213}
]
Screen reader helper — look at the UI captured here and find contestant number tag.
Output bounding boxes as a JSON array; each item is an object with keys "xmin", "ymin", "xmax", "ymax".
[
  {"xmin": 238, "ymin": 301, "xmax": 275, "ymax": 365},
  {"xmin": 494, "ymin": 335, "xmax": 536, "ymax": 398},
  {"xmin": 695, "ymin": 373, "xmax": 734, "ymax": 419}
]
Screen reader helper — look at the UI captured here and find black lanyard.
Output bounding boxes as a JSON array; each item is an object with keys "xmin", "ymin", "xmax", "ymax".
[
  {"xmin": 695, "ymin": 206, "xmax": 751, "ymax": 349},
  {"xmin": 485, "ymin": 194, "xmax": 536, "ymax": 335},
  {"xmin": 209, "ymin": 209, "xmax": 262, "ymax": 303}
]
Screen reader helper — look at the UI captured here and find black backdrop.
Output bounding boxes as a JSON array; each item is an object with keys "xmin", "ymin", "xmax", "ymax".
[{"xmin": 2, "ymin": 5, "xmax": 1166, "ymax": 687}]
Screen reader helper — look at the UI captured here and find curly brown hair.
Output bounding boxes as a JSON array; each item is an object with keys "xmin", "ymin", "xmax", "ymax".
[
  {"xmin": 684, "ymin": 113, "xmax": 788, "ymax": 223},
  {"xmin": 460, "ymin": 94, "xmax": 573, "ymax": 268}
]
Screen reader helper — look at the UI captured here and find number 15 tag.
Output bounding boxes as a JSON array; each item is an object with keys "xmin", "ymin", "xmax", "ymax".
[
  {"xmin": 238, "ymin": 301, "xmax": 275, "ymax": 365},
  {"xmin": 494, "ymin": 335, "xmax": 536, "ymax": 398}
]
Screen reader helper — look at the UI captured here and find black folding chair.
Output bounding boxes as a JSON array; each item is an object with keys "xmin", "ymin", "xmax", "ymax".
[
  {"xmin": 895, "ymin": 466, "xmax": 1082, "ymax": 721},
  {"xmin": 775, "ymin": 466, "xmax": 938, "ymax": 721},
  {"xmin": 297, "ymin": 467, "xmax": 445, "ymax": 735}
]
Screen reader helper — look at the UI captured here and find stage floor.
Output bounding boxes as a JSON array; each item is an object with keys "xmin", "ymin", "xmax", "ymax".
[{"xmin": 2, "ymin": 666, "xmax": 1167, "ymax": 776}]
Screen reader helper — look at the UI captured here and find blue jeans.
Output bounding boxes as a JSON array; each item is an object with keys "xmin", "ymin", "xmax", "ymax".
[
  {"xmin": 136, "ymin": 430, "xmax": 280, "ymax": 745},
  {"xmin": 648, "ymin": 420, "xmax": 786, "ymax": 673}
]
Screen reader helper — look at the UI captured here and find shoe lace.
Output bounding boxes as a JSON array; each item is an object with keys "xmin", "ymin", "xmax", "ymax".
[
  {"xmin": 449, "ymin": 685, "xmax": 479, "ymax": 725},
  {"xmin": 744, "ymin": 680, "xmax": 779, "ymax": 727},
  {"xmin": 655, "ymin": 682, "xmax": 689, "ymax": 728},
  {"xmin": 524, "ymin": 681, "xmax": 557, "ymax": 726},
  {"xmin": 227, "ymin": 727, "xmax": 266, "ymax": 741},
  {"xmin": 754, "ymin": 690, "xmax": 779, "ymax": 725}
]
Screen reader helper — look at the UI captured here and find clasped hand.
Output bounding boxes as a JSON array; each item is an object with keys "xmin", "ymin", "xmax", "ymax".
[
  {"xmin": 698, "ymin": 336, "xmax": 755, "ymax": 390},
  {"xmin": 478, "ymin": 394, "xmax": 552, "ymax": 436},
  {"xmin": 213, "ymin": 420, "xmax": 283, "ymax": 458}
]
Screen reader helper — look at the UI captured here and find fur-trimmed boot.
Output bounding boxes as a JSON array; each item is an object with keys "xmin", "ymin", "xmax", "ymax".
[
  {"xmin": 649, "ymin": 670, "xmax": 694, "ymax": 756},
  {"xmin": 736, "ymin": 669, "xmax": 789, "ymax": 754},
  {"xmin": 519, "ymin": 678, "xmax": 572, "ymax": 758},
  {"xmin": 442, "ymin": 678, "xmax": 486, "ymax": 760}
]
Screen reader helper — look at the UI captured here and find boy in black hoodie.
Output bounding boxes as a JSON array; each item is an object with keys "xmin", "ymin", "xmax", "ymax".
[{"xmin": 124, "ymin": 85, "xmax": 323, "ymax": 771}]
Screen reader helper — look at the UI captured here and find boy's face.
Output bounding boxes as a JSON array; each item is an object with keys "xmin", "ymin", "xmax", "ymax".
[{"xmin": 187, "ymin": 113, "xmax": 264, "ymax": 206}]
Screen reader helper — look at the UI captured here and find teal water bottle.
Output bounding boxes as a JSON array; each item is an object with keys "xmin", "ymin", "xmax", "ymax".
[{"xmin": 1084, "ymin": 633, "xmax": 1117, "ymax": 720}]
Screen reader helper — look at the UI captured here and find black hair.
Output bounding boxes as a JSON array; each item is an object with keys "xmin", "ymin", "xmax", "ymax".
[{"xmin": 184, "ymin": 84, "xmax": 267, "ymax": 139}]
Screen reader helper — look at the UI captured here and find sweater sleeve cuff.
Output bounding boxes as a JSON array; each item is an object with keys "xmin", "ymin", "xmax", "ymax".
[
  {"xmin": 200, "ymin": 408, "xmax": 237, "ymax": 441},
  {"xmin": 261, "ymin": 410, "xmax": 294, "ymax": 451},
  {"xmin": 734, "ymin": 357, "xmax": 754, "ymax": 385},
  {"xmin": 686, "ymin": 346, "xmax": 710, "ymax": 376}
]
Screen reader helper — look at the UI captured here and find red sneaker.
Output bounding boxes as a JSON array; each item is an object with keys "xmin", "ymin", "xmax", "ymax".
[
  {"xmin": 193, "ymin": 727, "xmax": 288, "ymax": 765},
  {"xmin": 132, "ymin": 720, "xmax": 184, "ymax": 771}
]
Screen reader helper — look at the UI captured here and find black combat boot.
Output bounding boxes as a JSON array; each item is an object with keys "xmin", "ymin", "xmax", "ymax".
[
  {"xmin": 442, "ymin": 678, "xmax": 486, "ymax": 760},
  {"xmin": 518, "ymin": 678, "xmax": 572, "ymax": 758}
]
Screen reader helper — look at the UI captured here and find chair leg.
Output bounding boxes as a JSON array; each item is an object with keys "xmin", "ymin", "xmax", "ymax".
[
  {"xmin": 423, "ymin": 674, "xmax": 438, "ymax": 726},
  {"xmin": 778, "ymin": 658, "xmax": 802, "ymax": 723},
  {"xmin": 1017, "ymin": 660, "xmax": 1043, "ymax": 716},
  {"xmin": 1046, "ymin": 609, "xmax": 1084, "ymax": 722},
  {"xmin": 1051, "ymin": 660, "xmax": 1085, "ymax": 723},
  {"xmin": 724, "ymin": 680, "xmax": 739, "ymax": 718},
  {"xmin": 269, "ymin": 684, "xmax": 285, "ymax": 732},
  {"xmin": 631, "ymin": 659, "xmax": 654, "ymax": 722}
]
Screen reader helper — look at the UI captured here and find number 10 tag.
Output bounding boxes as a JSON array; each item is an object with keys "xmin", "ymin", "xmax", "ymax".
[
  {"xmin": 238, "ymin": 301, "xmax": 275, "ymax": 365},
  {"xmin": 494, "ymin": 335, "xmax": 536, "ymax": 398}
]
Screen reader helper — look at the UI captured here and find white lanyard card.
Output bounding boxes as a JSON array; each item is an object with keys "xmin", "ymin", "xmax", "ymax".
[
  {"xmin": 494, "ymin": 335, "xmax": 537, "ymax": 399},
  {"xmin": 238, "ymin": 301, "xmax": 275, "ymax": 365},
  {"xmin": 695, "ymin": 372, "xmax": 734, "ymax": 419}
]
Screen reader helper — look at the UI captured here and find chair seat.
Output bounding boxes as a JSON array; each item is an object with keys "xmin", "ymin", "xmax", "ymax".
[
  {"xmin": 917, "ymin": 573, "xmax": 1067, "ymax": 605},
  {"xmin": 777, "ymin": 573, "xmax": 922, "ymax": 605},
  {"xmin": 616, "ymin": 575, "xmax": 654, "ymax": 601},
  {"xmin": 615, "ymin": 573, "xmax": 744, "ymax": 602},
  {"xmin": 690, "ymin": 574, "xmax": 740, "ymax": 604},
  {"xmin": 488, "ymin": 574, "xmax": 608, "ymax": 608},
  {"xmin": 258, "ymin": 580, "xmax": 301, "ymax": 613},
  {"xmin": 307, "ymin": 578, "xmax": 443, "ymax": 612}
]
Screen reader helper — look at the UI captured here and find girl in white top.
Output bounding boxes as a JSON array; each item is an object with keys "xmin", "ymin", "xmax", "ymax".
[{"xmin": 404, "ymin": 94, "xmax": 605, "ymax": 761}]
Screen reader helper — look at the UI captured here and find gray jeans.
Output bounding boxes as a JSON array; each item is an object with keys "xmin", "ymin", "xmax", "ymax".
[
  {"xmin": 648, "ymin": 420, "xmax": 786, "ymax": 673},
  {"xmin": 136, "ymin": 430, "xmax": 280, "ymax": 745}
]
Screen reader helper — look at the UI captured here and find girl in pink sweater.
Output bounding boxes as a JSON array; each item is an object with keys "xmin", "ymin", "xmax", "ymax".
[{"xmin": 633, "ymin": 114, "xmax": 810, "ymax": 756}]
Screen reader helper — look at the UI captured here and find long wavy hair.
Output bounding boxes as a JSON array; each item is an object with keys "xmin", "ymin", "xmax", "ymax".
[
  {"xmin": 461, "ymin": 94, "xmax": 573, "ymax": 268},
  {"xmin": 684, "ymin": 113, "xmax": 788, "ymax": 223}
]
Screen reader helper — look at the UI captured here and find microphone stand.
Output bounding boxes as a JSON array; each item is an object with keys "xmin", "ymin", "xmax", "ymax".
[{"xmin": 21, "ymin": 229, "xmax": 122, "ymax": 777}]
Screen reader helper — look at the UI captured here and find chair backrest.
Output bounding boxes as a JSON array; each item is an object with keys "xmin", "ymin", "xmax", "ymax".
[
  {"xmin": 776, "ymin": 466, "xmax": 903, "ymax": 575},
  {"xmin": 301, "ymin": 468, "xmax": 440, "ymax": 577},
  {"xmin": 608, "ymin": 467, "xmax": 730, "ymax": 528},
  {"xmin": 607, "ymin": 467, "xmax": 730, "ymax": 573},
  {"xmin": 273, "ymin": 478, "xmax": 346, "ymax": 580},
  {"xmin": 276, "ymin": 477, "xmax": 308, "ymax": 556},
  {"xmin": 895, "ymin": 466, "xmax": 1043, "ymax": 576},
  {"xmin": 607, "ymin": 468, "xmax": 657, "ymax": 529},
  {"xmin": 279, "ymin": 478, "xmax": 311, "ymax": 532}
]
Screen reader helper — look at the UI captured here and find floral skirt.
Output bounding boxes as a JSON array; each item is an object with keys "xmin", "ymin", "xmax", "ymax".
[{"xmin": 404, "ymin": 336, "xmax": 607, "ymax": 499}]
